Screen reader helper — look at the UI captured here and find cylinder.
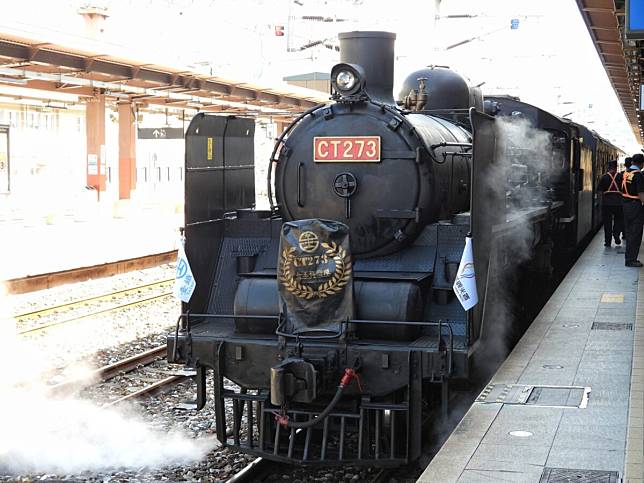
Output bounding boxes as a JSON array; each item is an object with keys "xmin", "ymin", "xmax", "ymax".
[
  {"xmin": 338, "ymin": 31, "xmax": 396, "ymax": 105},
  {"xmin": 233, "ymin": 278, "xmax": 423, "ymax": 341},
  {"xmin": 234, "ymin": 278, "xmax": 279, "ymax": 334}
]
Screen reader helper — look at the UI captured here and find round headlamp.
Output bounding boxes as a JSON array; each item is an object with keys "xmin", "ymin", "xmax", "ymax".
[
  {"xmin": 336, "ymin": 70, "xmax": 356, "ymax": 91},
  {"xmin": 330, "ymin": 63, "xmax": 365, "ymax": 98}
]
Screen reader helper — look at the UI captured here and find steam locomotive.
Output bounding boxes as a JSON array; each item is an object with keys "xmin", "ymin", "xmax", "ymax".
[{"xmin": 168, "ymin": 31, "xmax": 620, "ymax": 466}]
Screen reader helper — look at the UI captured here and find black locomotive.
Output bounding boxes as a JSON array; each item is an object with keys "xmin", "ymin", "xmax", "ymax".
[{"xmin": 168, "ymin": 31, "xmax": 620, "ymax": 466}]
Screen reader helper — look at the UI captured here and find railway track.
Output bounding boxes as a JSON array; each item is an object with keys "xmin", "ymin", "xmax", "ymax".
[
  {"xmin": 15, "ymin": 274, "xmax": 188, "ymax": 404},
  {"xmin": 102, "ymin": 374, "xmax": 187, "ymax": 408},
  {"xmin": 14, "ymin": 279, "xmax": 174, "ymax": 335},
  {"xmin": 13, "ymin": 279, "xmax": 173, "ymax": 320},
  {"xmin": 225, "ymin": 458, "xmax": 275, "ymax": 482},
  {"xmin": 48, "ymin": 342, "xmax": 188, "ymax": 407},
  {"xmin": 48, "ymin": 344, "xmax": 168, "ymax": 396},
  {"xmin": 225, "ymin": 458, "xmax": 410, "ymax": 483}
]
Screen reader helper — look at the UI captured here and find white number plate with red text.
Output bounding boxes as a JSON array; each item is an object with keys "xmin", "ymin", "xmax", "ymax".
[{"xmin": 313, "ymin": 136, "xmax": 381, "ymax": 163}]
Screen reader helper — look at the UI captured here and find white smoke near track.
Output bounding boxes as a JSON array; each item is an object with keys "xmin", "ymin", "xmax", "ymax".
[
  {"xmin": 476, "ymin": 114, "xmax": 559, "ymax": 364},
  {"xmin": 0, "ymin": 394, "xmax": 215, "ymax": 474},
  {"xmin": 0, "ymin": 309, "xmax": 214, "ymax": 475},
  {"xmin": 495, "ymin": 114, "xmax": 556, "ymax": 224}
]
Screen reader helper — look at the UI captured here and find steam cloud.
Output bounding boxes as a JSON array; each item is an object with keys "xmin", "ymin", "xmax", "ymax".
[
  {"xmin": 0, "ymin": 394, "xmax": 214, "ymax": 474},
  {"xmin": 478, "ymin": 114, "xmax": 560, "ymax": 362},
  {"xmin": 0, "ymin": 314, "xmax": 214, "ymax": 475}
]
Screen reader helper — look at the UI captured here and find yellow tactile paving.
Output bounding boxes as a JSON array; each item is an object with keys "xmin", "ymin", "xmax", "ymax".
[{"xmin": 602, "ymin": 293, "xmax": 625, "ymax": 303}]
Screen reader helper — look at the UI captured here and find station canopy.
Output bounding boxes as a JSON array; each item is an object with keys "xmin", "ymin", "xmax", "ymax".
[
  {"xmin": 0, "ymin": 27, "xmax": 328, "ymax": 119},
  {"xmin": 576, "ymin": 0, "xmax": 643, "ymax": 144}
]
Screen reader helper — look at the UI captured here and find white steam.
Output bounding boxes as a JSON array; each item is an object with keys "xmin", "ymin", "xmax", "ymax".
[
  {"xmin": 477, "ymin": 114, "xmax": 559, "ymax": 360},
  {"xmin": 0, "ymin": 311, "xmax": 214, "ymax": 475},
  {"xmin": 496, "ymin": 115, "xmax": 556, "ymax": 216},
  {"xmin": 496, "ymin": 115, "xmax": 554, "ymax": 165},
  {"xmin": 0, "ymin": 394, "xmax": 215, "ymax": 474}
]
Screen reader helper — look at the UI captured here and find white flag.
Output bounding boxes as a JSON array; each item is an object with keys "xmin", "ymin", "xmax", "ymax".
[
  {"xmin": 453, "ymin": 236, "xmax": 478, "ymax": 311},
  {"xmin": 174, "ymin": 243, "xmax": 196, "ymax": 303}
]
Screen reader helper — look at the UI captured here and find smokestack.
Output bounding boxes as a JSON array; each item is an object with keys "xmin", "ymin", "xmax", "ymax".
[{"xmin": 338, "ymin": 31, "xmax": 396, "ymax": 105}]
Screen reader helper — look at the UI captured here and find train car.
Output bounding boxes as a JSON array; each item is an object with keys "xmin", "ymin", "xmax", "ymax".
[
  {"xmin": 168, "ymin": 31, "xmax": 616, "ymax": 467},
  {"xmin": 589, "ymin": 130, "xmax": 622, "ymax": 230},
  {"xmin": 485, "ymin": 96, "xmax": 621, "ymax": 248}
]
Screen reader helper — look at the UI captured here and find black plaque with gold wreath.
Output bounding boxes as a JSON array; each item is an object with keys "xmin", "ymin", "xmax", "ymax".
[{"xmin": 278, "ymin": 219, "xmax": 353, "ymax": 335}]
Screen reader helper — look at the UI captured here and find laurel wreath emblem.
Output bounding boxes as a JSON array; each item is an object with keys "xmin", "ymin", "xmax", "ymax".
[{"xmin": 280, "ymin": 242, "xmax": 352, "ymax": 299}]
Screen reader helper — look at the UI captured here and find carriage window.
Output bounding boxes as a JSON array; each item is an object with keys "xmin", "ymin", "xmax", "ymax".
[{"xmin": 580, "ymin": 146, "xmax": 592, "ymax": 191}]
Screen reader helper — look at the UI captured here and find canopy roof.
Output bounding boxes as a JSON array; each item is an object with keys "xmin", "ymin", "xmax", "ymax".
[
  {"xmin": 575, "ymin": 0, "xmax": 642, "ymax": 144},
  {"xmin": 0, "ymin": 26, "xmax": 328, "ymax": 118}
]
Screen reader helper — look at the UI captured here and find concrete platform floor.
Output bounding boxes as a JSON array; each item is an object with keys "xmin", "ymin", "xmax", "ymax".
[
  {"xmin": 419, "ymin": 232, "xmax": 644, "ymax": 482},
  {"xmin": 0, "ymin": 199, "xmax": 181, "ymax": 281}
]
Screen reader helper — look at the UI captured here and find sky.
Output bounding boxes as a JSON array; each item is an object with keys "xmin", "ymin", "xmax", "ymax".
[{"xmin": 0, "ymin": 0, "xmax": 640, "ymax": 154}]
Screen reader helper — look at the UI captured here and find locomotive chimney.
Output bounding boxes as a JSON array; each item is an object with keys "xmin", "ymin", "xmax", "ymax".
[{"xmin": 338, "ymin": 31, "xmax": 396, "ymax": 105}]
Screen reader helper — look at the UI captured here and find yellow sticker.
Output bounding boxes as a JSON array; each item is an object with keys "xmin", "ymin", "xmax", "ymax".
[
  {"xmin": 601, "ymin": 293, "xmax": 624, "ymax": 303},
  {"xmin": 207, "ymin": 137, "xmax": 213, "ymax": 161}
]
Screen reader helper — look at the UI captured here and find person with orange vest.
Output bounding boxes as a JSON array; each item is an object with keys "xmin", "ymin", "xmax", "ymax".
[
  {"xmin": 619, "ymin": 157, "xmax": 632, "ymax": 241},
  {"xmin": 598, "ymin": 159, "xmax": 623, "ymax": 247},
  {"xmin": 621, "ymin": 153, "xmax": 644, "ymax": 267}
]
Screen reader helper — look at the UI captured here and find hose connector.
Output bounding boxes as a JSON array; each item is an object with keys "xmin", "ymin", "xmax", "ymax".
[
  {"xmin": 274, "ymin": 367, "xmax": 363, "ymax": 429},
  {"xmin": 340, "ymin": 367, "xmax": 362, "ymax": 392}
]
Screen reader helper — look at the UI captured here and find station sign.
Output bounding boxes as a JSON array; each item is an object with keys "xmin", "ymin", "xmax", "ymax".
[
  {"xmin": 137, "ymin": 127, "xmax": 184, "ymax": 140},
  {"xmin": 0, "ymin": 125, "xmax": 9, "ymax": 193},
  {"xmin": 626, "ymin": 0, "xmax": 644, "ymax": 39}
]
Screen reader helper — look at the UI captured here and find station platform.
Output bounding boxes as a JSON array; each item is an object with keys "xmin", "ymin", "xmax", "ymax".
[
  {"xmin": 0, "ymin": 199, "xmax": 182, "ymax": 282},
  {"xmin": 419, "ymin": 232, "xmax": 644, "ymax": 482}
]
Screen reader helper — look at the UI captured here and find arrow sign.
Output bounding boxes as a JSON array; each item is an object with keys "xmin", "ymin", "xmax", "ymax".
[{"xmin": 138, "ymin": 127, "xmax": 184, "ymax": 140}]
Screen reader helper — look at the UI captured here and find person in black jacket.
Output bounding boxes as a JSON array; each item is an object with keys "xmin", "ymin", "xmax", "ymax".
[
  {"xmin": 620, "ymin": 157, "xmax": 632, "ymax": 242},
  {"xmin": 598, "ymin": 159, "xmax": 623, "ymax": 247},
  {"xmin": 621, "ymin": 154, "xmax": 644, "ymax": 267}
]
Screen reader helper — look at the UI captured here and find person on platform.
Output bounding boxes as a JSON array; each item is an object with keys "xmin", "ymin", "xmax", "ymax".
[
  {"xmin": 598, "ymin": 159, "xmax": 623, "ymax": 247},
  {"xmin": 619, "ymin": 157, "xmax": 633, "ymax": 243},
  {"xmin": 621, "ymin": 153, "xmax": 644, "ymax": 267}
]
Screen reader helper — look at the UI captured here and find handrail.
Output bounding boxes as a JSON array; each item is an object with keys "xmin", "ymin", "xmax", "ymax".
[{"xmin": 172, "ymin": 312, "xmax": 456, "ymax": 374}]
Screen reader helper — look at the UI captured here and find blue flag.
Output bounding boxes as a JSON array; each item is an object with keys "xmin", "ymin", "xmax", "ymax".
[
  {"xmin": 174, "ymin": 243, "xmax": 196, "ymax": 303},
  {"xmin": 453, "ymin": 236, "xmax": 478, "ymax": 311}
]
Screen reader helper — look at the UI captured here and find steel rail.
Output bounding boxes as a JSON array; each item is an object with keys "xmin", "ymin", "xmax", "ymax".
[
  {"xmin": 226, "ymin": 458, "xmax": 275, "ymax": 483},
  {"xmin": 102, "ymin": 375, "xmax": 187, "ymax": 408},
  {"xmin": 18, "ymin": 292, "xmax": 173, "ymax": 336},
  {"xmin": 12, "ymin": 279, "xmax": 174, "ymax": 321},
  {"xmin": 48, "ymin": 345, "xmax": 167, "ymax": 396}
]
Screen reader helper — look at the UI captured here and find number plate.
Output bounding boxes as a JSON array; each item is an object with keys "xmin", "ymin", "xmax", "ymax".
[{"xmin": 313, "ymin": 136, "xmax": 381, "ymax": 162}]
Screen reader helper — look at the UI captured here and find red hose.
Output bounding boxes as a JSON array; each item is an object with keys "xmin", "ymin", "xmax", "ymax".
[{"xmin": 275, "ymin": 367, "xmax": 361, "ymax": 429}]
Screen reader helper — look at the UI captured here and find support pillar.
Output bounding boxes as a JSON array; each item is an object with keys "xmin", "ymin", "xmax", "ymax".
[
  {"xmin": 118, "ymin": 101, "xmax": 136, "ymax": 199},
  {"xmin": 86, "ymin": 93, "xmax": 106, "ymax": 196},
  {"xmin": 277, "ymin": 121, "xmax": 288, "ymax": 136}
]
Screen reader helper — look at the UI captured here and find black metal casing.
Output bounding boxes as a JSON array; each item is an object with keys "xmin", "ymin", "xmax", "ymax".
[
  {"xmin": 275, "ymin": 102, "xmax": 472, "ymax": 258},
  {"xmin": 398, "ymin": 67, "xmax": 477, "ymax": 112},
  {"xmin": 167, "ymin": 31, "xmax": 621, "ymax": 467}
]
